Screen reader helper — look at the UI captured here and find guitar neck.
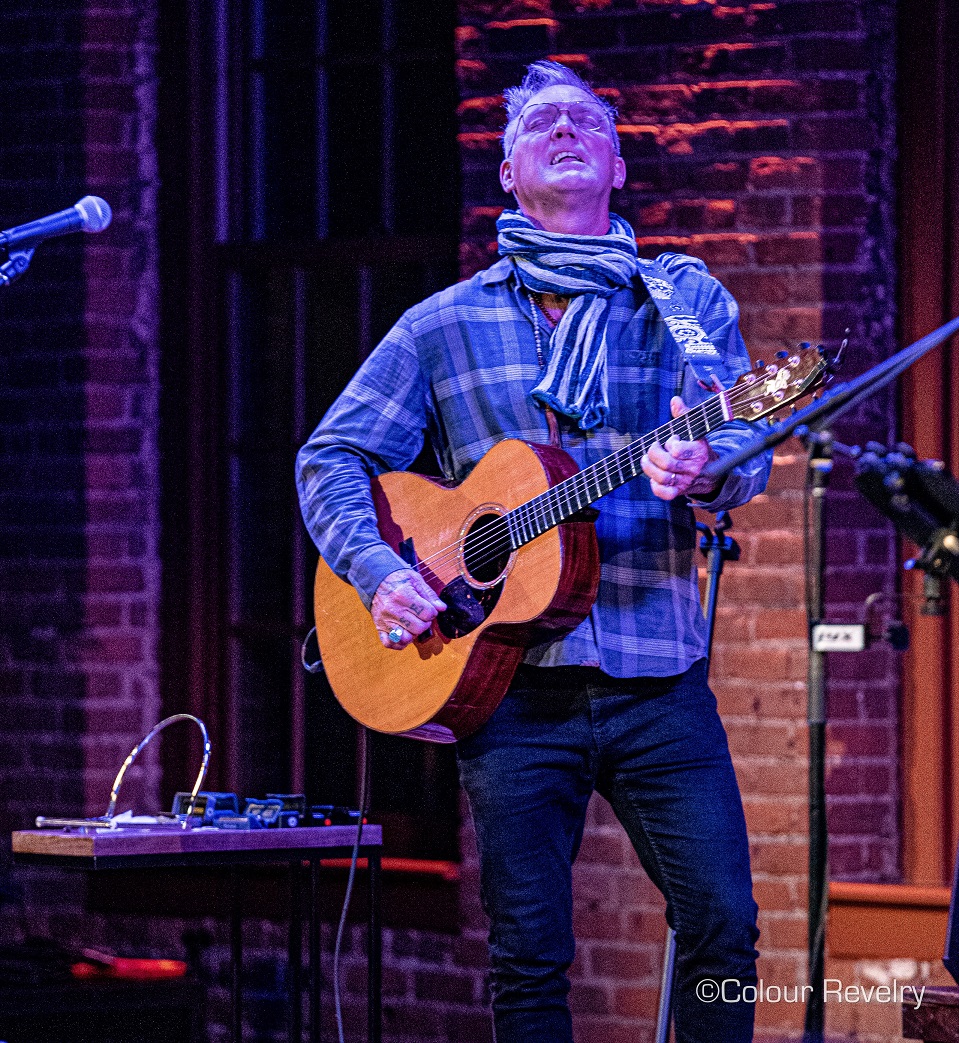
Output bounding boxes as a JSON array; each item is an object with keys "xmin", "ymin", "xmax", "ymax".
[{"xmin": 505, "ymin": 387, "xmax": 733, "ymax": 549}]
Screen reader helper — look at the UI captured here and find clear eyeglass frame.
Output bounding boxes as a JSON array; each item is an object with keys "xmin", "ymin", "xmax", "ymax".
[{"xmin": 518, "ymin": 102, "xmax": 609, "ymax": 135}]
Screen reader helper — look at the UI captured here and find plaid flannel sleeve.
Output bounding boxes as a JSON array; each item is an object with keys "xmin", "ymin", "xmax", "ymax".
[
  {"xmin": 664, "ymin": 253, "xmax": 773, "ymax": 512},
  {"xmin": 295, "ymin": 313, "xmax": 430, "ymax": 608}
]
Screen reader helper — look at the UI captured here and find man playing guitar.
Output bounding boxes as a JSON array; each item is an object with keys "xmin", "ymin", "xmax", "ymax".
[{"xmin": 298, "ymin": 60, "xmax": 771, "ymax": 1043}]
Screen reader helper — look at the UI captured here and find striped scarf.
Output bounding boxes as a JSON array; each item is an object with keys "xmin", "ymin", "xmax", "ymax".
[{"xmin": 497, "ymin": 208, "xmax": 640, "ymax": 430}]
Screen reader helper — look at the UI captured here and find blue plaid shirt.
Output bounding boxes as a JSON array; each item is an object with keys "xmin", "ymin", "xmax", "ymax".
[{"xmin": 296, "ymin": 252, "xmax": 771, "ymax": 678}]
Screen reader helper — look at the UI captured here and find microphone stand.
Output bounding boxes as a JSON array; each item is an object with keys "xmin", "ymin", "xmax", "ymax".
[
  {"xmin": 0, "ymin": 247, "xmax": 35, "ymax": 287},
  {"xmin": 702, "ymin": 314, "xmax": 959, "ymax": 1043},
  {"xmin": 654, "ymin": 512, "xmax": 740, "ymax": 1043},
  {"xmin": 803, "ymin": 430, "xmax": 832, "ymax": 1041}
]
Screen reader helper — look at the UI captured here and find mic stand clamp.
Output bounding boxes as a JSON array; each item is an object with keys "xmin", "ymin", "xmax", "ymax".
[
  {"xmin": 0, "ymin": 247, "xmax": 35, "ymax": 287},
  {"xmin": 905, "ymin": 529, "xmax": 959, "ymax": 616}
]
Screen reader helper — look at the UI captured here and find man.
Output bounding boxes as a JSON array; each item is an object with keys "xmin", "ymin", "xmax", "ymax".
[{"xmin": 298, "ymin": 61, "xmax": 771, "ymax": 1043}]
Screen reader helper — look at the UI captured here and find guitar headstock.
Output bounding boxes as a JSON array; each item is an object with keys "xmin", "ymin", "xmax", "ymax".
[{"xmin": 729, "ymin": 344, "xmax": 828, "ymax": 422}]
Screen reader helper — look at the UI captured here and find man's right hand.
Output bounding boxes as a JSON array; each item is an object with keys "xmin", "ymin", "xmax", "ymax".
[{"xmin": 371, "ymin": 568, "xmax": 447, "ymax": 650}]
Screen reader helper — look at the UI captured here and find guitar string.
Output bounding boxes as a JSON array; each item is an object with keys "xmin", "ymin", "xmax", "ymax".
[
  {"xmin": 444, "ymin": 400, "xmax": 728, "ymax": 578},
  {"xmin": 410, "ymin": 375, "xmax": 784, "ymax": 583},
  {"xmin": 403, "ymin": 363, "xmax": 813, "ymax": 583},
  {"xmin": 410, "ymin": 396, "xmax": 726, "ymax": 580},
  {"xmin": 408, "ymin": 370, "xmax": 805, "ymax": 582}
]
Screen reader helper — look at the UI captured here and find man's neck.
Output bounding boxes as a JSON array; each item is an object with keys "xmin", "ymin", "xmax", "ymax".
[{"xmin": 521, "ymin": 201, "xmax": 611, "ymax": 237}]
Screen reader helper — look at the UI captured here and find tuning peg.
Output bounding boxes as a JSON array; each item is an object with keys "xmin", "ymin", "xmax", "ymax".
[
  {"xmin": 755, "ymin": 359, "xmax": 765, "ymax": 368},
  {"xmin": 775, "ymin": 350, "xmax": 789, "ymax": 359}
]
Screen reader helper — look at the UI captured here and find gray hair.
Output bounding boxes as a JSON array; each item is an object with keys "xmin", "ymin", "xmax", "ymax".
[{"xmin": 502, "ymin": 60, "xmax": 620, "ymax": 158}]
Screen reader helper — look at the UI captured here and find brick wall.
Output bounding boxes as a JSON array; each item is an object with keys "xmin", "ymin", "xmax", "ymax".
[
  {"xmin": 0, "ymin": 0, "xmax": 164, "ymax": 971},
  {"xmin": 80, "ymin": 1, "xmax": 164, "ymax": 819},
  {"xmin": 0, "ymin": 2, "xmax": 161, "ymax": 829},
  {"xmin": 0, "ymin": 7, "xmax": 89, "ymax": 834}
]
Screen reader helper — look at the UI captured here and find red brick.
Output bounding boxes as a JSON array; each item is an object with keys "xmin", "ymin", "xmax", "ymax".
[
  {"xmin": 573, "ymin": 909, "xmax": 625, "ymax": 940},
  {"xmin": 743, "ymin": 798, "xmax": 805, "ymax": 837},
  {"xmin": 415, "ymin": 970, "xmax": 478, "ymax": 1005},
  {"xmin": 827, "ymin": 798, "xmax": 895, "ymax": 838},
  {"xmin": 692, "ymin": 160, "xmax": 748, "ymax": 191},
  {"xmin": 618, "ymin": 84, "xmax": 694, "ymax": 124},
  {"xmin": 85, "ymin": 455, "xmax": 134, "ymax": 490},
  {"xmin": 726, "ymin": 719, "xmax": 799, "ymax": 758},
  {"xmin": 635, "ymin": 200, "xmax": 672, "ymax": 228},
  {"xmin": 753, "ymin": 608, "xmax": 807, "ymax": 641},
  {"xmin": 827, "ymin": 722, "xmax": 896, "ymax": 757},
  {"xmin": 578, "ymin": 832, "xmax": 627, "ymax": 865},
  {"xmin": 753, "ymin": 876, "xmax": 799, "ymax": 913},
  {"xmin": 724, "ymin": 271, "xmax": 791, "ymax": 304},
  {"xmin": 735, "ymin": 759, "xmax": 808, "ymax": 797},
  {"xmin": 750, "ymin": 839, "xmax": 809, "ymax": 876},
  {"xmin": 588, "ymin": 943, "xmax": 657, "ymax": 980},
  {"xmin": 688, "ymin": 233, "xmax": 754, "ymax": 266},
  {"xmin": 456, "ymin": 58, "xmax": 490, "ymax": 90},
  {"xmin": 678, "ymin": 43, "xmax": 788, "ymax": 78},
  {"xmin": 444, "ymin": 1009, "xmax": 494, "ymax": 1043},
  {"xmin": 85, "ymin": 564, "xmax": 145, "ymax": 593},
  {"xmin": 759, "ymin": 913, "xmax": 808, "ymax": 950},
  {"xmin": 568, "ymin": 984, "xmax": 611, "ymax": 1014},
  {"xmin": 748, "ymin": 155, "xmax": 820, "ymax": 190},
  {"xmin": 85, "ymin": 387, "xmax": 126, "ymax": 421},
  {"xmin": 612, "ymin": 984, "xmax": 660, "ymax": 1018},
  {"xmin": 83, "ymin": 601, "xmax": 124, "ymax": 627},
  {"xmin": 754, "ymin": 232, "xmax": 821, "ymax": 266}
]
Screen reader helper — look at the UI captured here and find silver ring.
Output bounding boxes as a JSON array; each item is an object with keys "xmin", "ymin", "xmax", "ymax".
[{"xmin": 388, "ymin": 626, "xmax": 404, "ymax": 643}]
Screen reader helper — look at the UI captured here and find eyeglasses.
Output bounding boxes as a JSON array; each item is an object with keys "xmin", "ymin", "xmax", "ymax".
[{"xmin": 517, "ymin": 102, "xmax": 609, "ymax": 136}]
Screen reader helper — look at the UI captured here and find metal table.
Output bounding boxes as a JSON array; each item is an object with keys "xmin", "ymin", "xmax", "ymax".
[{"xmin": 12, "ymin": 825, "xmax": 382, "ymax": 1043}]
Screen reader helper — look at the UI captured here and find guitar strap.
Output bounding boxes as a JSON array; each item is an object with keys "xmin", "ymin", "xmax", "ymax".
[{"xmin": 634, "ymin": 257, "xmax": 732, "ymax": 391}]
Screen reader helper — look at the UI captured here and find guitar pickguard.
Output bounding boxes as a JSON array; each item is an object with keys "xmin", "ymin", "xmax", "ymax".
[
  {"xmin": 437, "ymin": 576, "xmax": 503, "ymax": 639},
  {"xmin": 399, "ymin": 536, "xmax": 503, "ymax": 640}
]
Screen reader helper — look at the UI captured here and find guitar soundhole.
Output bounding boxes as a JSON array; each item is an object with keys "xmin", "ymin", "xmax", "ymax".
[
  {"xmin": 462, "ymin": 512, "xmax": 512, "ymax": 585},
  {"xmin": 432, "ymin": 512, "xmax": 511, "ymax": 641}
]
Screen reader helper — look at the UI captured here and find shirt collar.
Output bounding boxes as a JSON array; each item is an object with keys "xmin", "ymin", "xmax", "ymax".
[{"xmin": 477, "ymin": 256, "xmax": 516, "ymax": 286}]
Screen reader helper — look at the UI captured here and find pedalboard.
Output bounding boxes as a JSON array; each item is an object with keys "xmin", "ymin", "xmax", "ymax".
[{"xmin": 171, "ymin": 792, "xmax": 363, "ymax": 830}]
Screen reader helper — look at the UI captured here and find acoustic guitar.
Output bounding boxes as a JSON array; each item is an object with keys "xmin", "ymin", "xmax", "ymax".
[{"xmin": 313, "ymin": 344, "xmax": 827, "ymax": 742}]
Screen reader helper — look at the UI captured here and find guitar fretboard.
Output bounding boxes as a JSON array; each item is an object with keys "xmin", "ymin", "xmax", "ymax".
[{"xmin": 504, "ymin": 389, "xmax": 732, "ymax": 549}]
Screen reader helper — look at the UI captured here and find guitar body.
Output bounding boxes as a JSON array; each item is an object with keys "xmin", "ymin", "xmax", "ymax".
[{"xmin": 313, "ymin": 439, "xmax": 600, "ymax": 742}]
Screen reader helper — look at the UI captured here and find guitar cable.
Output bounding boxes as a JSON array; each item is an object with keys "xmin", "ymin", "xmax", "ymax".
[{"xmin": 332, "ymin": 728, "xmax": 372, "ymax": 1043}]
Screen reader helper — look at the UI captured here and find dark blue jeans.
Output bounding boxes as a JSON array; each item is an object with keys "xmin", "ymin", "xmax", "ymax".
[{"xmin": 456, "ymin": 659, "xmax": 759, "ymax": 1043}]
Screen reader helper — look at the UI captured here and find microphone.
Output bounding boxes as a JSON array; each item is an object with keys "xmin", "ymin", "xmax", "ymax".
[{"xmin": 0, "ymin": 196, "xmax": 112, "ymax": 250}]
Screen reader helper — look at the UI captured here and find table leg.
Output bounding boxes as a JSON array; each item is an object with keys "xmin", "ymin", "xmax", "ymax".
[
  {"xmin": 310, "ymin": 860, "xmax": 321, "ymax": 1043},
  {"xmin": 230, "ymin": 868, "xmax": 243, "ymax": 1043},
  {"xmin": 289, "ymin": 861, "xmax": 303, "ymax": 1043},
  {"xmin": 368, "ymin": 851, "xmax": 381, "ymax": 1043}
]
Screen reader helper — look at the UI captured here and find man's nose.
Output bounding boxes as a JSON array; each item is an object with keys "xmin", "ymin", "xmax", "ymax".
[{"xmin": 551, "ymin": 111, "xmax": 578, "ymax": 137}]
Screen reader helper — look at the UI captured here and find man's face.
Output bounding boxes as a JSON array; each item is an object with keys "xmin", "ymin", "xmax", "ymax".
[{"xmin": 500, "ymin": 85, "xmax": 626, "ymax": 216}]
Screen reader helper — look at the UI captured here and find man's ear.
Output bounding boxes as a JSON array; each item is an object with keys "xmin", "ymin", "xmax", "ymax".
[
  {"xmin": 500, "ymin": 158, "xmax": 514, "ymax": 194},
  {"xmin": 612, "ymin": 156, "xmax": 626, "ymax": 190}
]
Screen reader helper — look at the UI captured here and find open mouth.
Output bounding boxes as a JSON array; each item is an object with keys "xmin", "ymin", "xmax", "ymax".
[{"xmin": 550, "ymin": 152, "xmax": 584, "ymax": 166}]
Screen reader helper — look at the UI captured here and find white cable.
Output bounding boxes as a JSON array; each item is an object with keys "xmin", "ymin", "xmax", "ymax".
[{"xmin": 332, "ymin": 733, "xmax": 371, "ymax": 1043}]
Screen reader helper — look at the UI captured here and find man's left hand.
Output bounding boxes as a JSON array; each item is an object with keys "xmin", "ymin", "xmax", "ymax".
[{"xmin": 641, "ymin": 396, "xmax": 718, "ymax": 502}]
